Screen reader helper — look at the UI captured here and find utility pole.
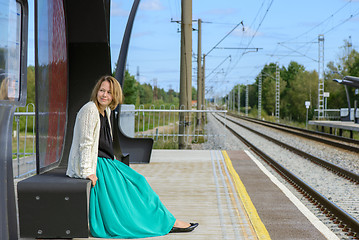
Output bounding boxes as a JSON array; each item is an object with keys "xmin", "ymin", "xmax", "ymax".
[
  {"xmin": 153, "ymin": 78, "xmax": 158, "ymax": 101},
  {"xmin": 232, "ymin": 90, "xmax": 234, "ymax": 110},
  {"xmin": 258, "ymin": 74, "xmax": 262, "ymax": 119},
  {"xmin": 317, "ymin": 34, "xmax": 325, "ymax": 119},
  {"xmin": 179, "ymin": 0, "xmax": 192, "ymax": 149},
  {"xmin": 136, "ymin": 66, "xmax": 140, "ymax": 82},
  {"xmin": 202, "ymin": 54, "xmax": 206, "ymax": 119},
  {"xmin": 237, "ymin": 85, "xmax": 240, "ymax": 114},
  {"xmin": 229, "ymin": 90, "xmax": 231, "ymax": 110},
  {"xmin": 197, "ymin": 19, "xmax": 202, "ymax": 123},
  {"xmin": 232, "ymin": 89, "xmax": 235, "ymax": 111},
  {"xmin": 275, "ymin": 63, "xmax": 280, "ymax": 122},
  {"xmin": 245, "ymin": 84, "xmax": 249, "ymax": 116},
  {"xmin": 348, "ymin": 36, "xmax": 352, "ymax": 57}
]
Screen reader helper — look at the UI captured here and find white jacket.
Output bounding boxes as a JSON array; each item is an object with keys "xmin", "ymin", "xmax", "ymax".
[{"xmin": 66, "ymin": 101, "xmax": 112, "ymax": 179}]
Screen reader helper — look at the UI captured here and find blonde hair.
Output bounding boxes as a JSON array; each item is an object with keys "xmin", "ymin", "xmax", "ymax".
[
  {"xmin": 0, "ymin": 77, "xmax": 10, "ymax": 100},
  {"xmin": 90, "ymin": 76, "xmax": 123, "ymax": 111}
]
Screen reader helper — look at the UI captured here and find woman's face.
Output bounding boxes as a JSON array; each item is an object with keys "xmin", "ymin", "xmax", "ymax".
[{"xmin": 97, "ymin": 80, "xmax": 113, "ymax": 110}]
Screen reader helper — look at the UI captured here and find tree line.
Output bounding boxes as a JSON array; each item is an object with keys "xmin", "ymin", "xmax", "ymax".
[
  {"xmin": 23, "ymin": 40, "xmax": 359, "ymax": 123},
  {"xmin": 224, "ymin": 40, "xmax": 359, "ymax": 123},
  {"xmin": 24, "ymin": 68, "xmax": 186, "ymax": 108},
  {"xmin": 119, "ymin": 71, "xmax": 181, "ymax": 107}
]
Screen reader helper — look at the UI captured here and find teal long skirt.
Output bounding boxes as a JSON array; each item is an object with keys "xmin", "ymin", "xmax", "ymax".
[{"xmin": 89, "ymin": 157, "xmax": 176, "ymax": 239}]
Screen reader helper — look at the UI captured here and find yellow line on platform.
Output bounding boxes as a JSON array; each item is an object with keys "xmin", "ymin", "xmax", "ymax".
[
  {"xmin": 222, "ymin": 150, "xmax": 271, "ymax": 240},
  {"xmin": 218, "ymin": 155, "xmax": 253, "ymax": 239}
]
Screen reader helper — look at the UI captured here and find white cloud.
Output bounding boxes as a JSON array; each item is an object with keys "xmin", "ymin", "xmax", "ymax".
[{"xmin": 140, "ymin": 0, "xmax": 165, "ymax": 11}]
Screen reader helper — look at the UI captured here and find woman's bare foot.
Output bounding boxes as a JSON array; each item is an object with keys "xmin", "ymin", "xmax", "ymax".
[{"xmin": 173, "ymin": 220, "xmax": 190, "ymax": 228}]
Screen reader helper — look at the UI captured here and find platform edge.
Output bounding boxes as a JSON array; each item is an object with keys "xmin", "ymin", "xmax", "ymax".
[{"xmin": 222, "ymin": 150, "xmax": 271, "ymax": 240}]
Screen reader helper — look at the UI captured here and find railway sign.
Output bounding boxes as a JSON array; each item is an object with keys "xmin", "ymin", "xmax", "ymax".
[{"xmin": 305, "ymin": 101, "xmax": 311, "ymax": 109}]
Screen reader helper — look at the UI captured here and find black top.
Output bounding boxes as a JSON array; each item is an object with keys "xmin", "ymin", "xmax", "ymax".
[{"xmin": 98, "ymin": 111, "xmax": 114, "ymax": 159}]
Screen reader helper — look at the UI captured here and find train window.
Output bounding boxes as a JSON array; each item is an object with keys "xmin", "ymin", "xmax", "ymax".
[{"xmin": 0, "ymin": 0, "xmax": 22, "ymax": 101}]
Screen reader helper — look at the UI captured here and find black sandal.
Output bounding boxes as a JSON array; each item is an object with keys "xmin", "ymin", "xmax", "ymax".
[{"xmin": 170, "ymin": 223, "xmax": 199, "ymax": 233}]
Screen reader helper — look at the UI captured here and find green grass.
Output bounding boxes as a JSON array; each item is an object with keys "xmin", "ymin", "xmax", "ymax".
[
  {"xmin": 12, "ymin": 133, "xmax": 35, "ymax": 159},
  {"xmin": 135, "ymin": 111, "xmax": 179, "ymax": 132},
  {"xmin": 153, "ymin": 139, "xmax": 179, "ymax": 149},
  {"xmin": 138, "ymin": 113, "xmax": 208, "ymax": 149}
]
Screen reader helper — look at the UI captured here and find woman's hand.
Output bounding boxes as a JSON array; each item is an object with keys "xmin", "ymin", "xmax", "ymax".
[{"xmin": 87, "ymin": 174, "xmax": 98, "ymax": 187}]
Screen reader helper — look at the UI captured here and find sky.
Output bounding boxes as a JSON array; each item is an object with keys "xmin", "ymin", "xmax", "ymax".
[{"xmin": 27, "ymin": 0, "xmax": 359, "ymax": 98}]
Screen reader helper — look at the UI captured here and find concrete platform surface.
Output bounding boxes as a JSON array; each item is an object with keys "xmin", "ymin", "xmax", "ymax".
[
  {"xmin": 309, "ymin": 120, "xmax": 359, "ymax": 131},
  {"xmin": 227, "ymin": 150, "xmax": 335, "ymax": 240},
  {"xmin": 75, "ymin": 150, "xmax": 258, "ymax": 240},
  {"xmin": 17, "ymin": 149, "xmax": 338, "ymax": 240}
]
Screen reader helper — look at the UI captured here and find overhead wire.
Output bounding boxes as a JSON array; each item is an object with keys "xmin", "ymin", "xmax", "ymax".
[
  {"xmin": 225, "ymin": 0, "xmax": 268, "ymax": 72},
  {"xmin": 274, "ymin": 1, "xmax": 359, "ymax": 66},
  {"xmin": 280, "ymin": 0, "xmax": 352, "ymax": 44},
  {"xmin": 223, "ymin": 0, "xmax": 275, "ymax": 84},
  {"xmin": 206, "ymin": 0, "xmax": 275, "ymax": 94},
  {"xmin": 233, "ymin": 0, "xmax": 359, "ymax": 93},
  {"xmin": 204, "ymin": 0, "xmax": 359, "ymax": 96}
]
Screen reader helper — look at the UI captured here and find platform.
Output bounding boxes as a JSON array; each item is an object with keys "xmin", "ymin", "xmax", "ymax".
[
  {"xmin": 18, "ymin": 150, "xmax": 339, "ymax": 240},
  {"xmin": 86, "ymin": 150, "xmax": 260, "ymax": 240},
  {"xmin": 309, "ymin": 120, "xmax": 359, "ymax": 132}
]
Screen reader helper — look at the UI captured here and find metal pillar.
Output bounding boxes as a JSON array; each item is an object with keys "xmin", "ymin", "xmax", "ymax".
[
  {"xmin": 232, "ymin": 89, "xmax": 235, "ymax": 111},
  {"xmin": 202, "ymin": 54, "xmax": 205, "ymax": 116},
  {"xmin": 318, "ymin": 34, "xmax": 325, "ymax": 119},
  {"xmin": 1, "ymin": 106, "xmax": 19, "ymax": 240},
  {"xmin": 232, "ymin": 90, "xmax": 234, "ymax": 111},
  {"xmin": 238, "ymin": 85, "xmax": 240, "ymax": 114},
  {"xmin": 196, "ymin": 19, "xmax": 202, "ymax": 123},
  {"xmin": 229, "ymin": 90, "xmax": 231, "ymax": 111},
  {"xmin": 275, "ymin": 63, "xmax": 280, "ymax": 122},
  {"xmin": 258, "ymin": 74, "xmax": 262, "ymax": 119},
  {"xmin": 0, "ymin": 1, "xmax": 28, "ymax": 239},
  {"xmin": 245, "ymin": 84, "xmax": 249, "ymax": 116}
]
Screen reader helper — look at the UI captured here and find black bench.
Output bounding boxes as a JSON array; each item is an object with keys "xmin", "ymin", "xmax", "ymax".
[
  {"xmin": 17, "ymin": 167, "xmax": 91, "ymax": 238},
  {"xmin": 17, "ymin": 154, "xmax": 129, "ymax": 238}
]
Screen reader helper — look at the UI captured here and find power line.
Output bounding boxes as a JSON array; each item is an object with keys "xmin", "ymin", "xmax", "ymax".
[
  {"xmin": 280, "ymin": 0, "xmax": 352, "ymax": 44},
  {"xmin": 323, "ymin": 9, "xmax": 359, "ymax": 35},
  {"xmin": 205, "ymin": 21, "xmax": 244, "ymax": 56},
  {"xmin": 278, "ymin": 42, "xmax": 318, "ymax": 62},
  {"xmin": 206, "ymin": 55, "xmax": 231, "ymax": 79},
  {"xmin": 205, "ymin": 21, "xmax": 241, "ymax": 26},
  {"xmin": 274, "ymin": 7, "xmax": 359, "ymax": 65},
  {"xmin": 269, "ymin": 3, "xmax": 359, "ymax": 66},
  {"xmin": 224, "ymin": 0, "xmax": 274, "ymax": 81}
]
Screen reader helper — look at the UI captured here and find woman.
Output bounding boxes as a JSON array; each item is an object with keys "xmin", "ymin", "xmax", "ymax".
[
  {"xmin": 66, "ymin": 76, "xmax": 198, "ymax": 238},
  {"xmin": 0, "ymin": 76, "xmax": 16, "ymax": 101}
]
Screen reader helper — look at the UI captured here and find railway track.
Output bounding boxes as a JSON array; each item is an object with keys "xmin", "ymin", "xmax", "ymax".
[
  {"xmin": 228, "ymin": 113, "xmax": 359, "ymax": 152},
  {"xmin": 212, "ymin": 113, "xmax": 359, "ymax": 238},
  {"xmin": 220, "ymin": 114, "xmax": 359, "ymax": 184}
]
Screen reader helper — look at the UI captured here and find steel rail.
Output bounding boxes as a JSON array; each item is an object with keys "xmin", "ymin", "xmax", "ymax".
[
  {"xmin": 219, "ymin": 114, "xmax": 359, "ymax": 184},
  {"xmin": 212, "ymin": 113, "xmax": 359, "ymax": 236},
  {"xmin": 230, "ymin": 113, "xmax": 359, "ymax": 147}
]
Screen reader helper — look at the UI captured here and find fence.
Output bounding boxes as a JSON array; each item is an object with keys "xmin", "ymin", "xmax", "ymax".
[
  {"xmin": 313, "ymin": 109, "xmax": 341, "ymax": 120},
  {"xmin": 13, "ymin": 103, "xmax": 36, "ymax": 178},
  {"xmin": 12, "ymin": 104, "xmax": 227, "ymax": 178},
  {"xmin": 123, "ymin": 105, "xmax": 227, "ymax": 146}
]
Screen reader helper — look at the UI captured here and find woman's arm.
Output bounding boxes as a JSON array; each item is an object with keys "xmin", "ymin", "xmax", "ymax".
[{"xmin": 76, "ymin": 105, "xmax": 99, "ymax": 178}]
